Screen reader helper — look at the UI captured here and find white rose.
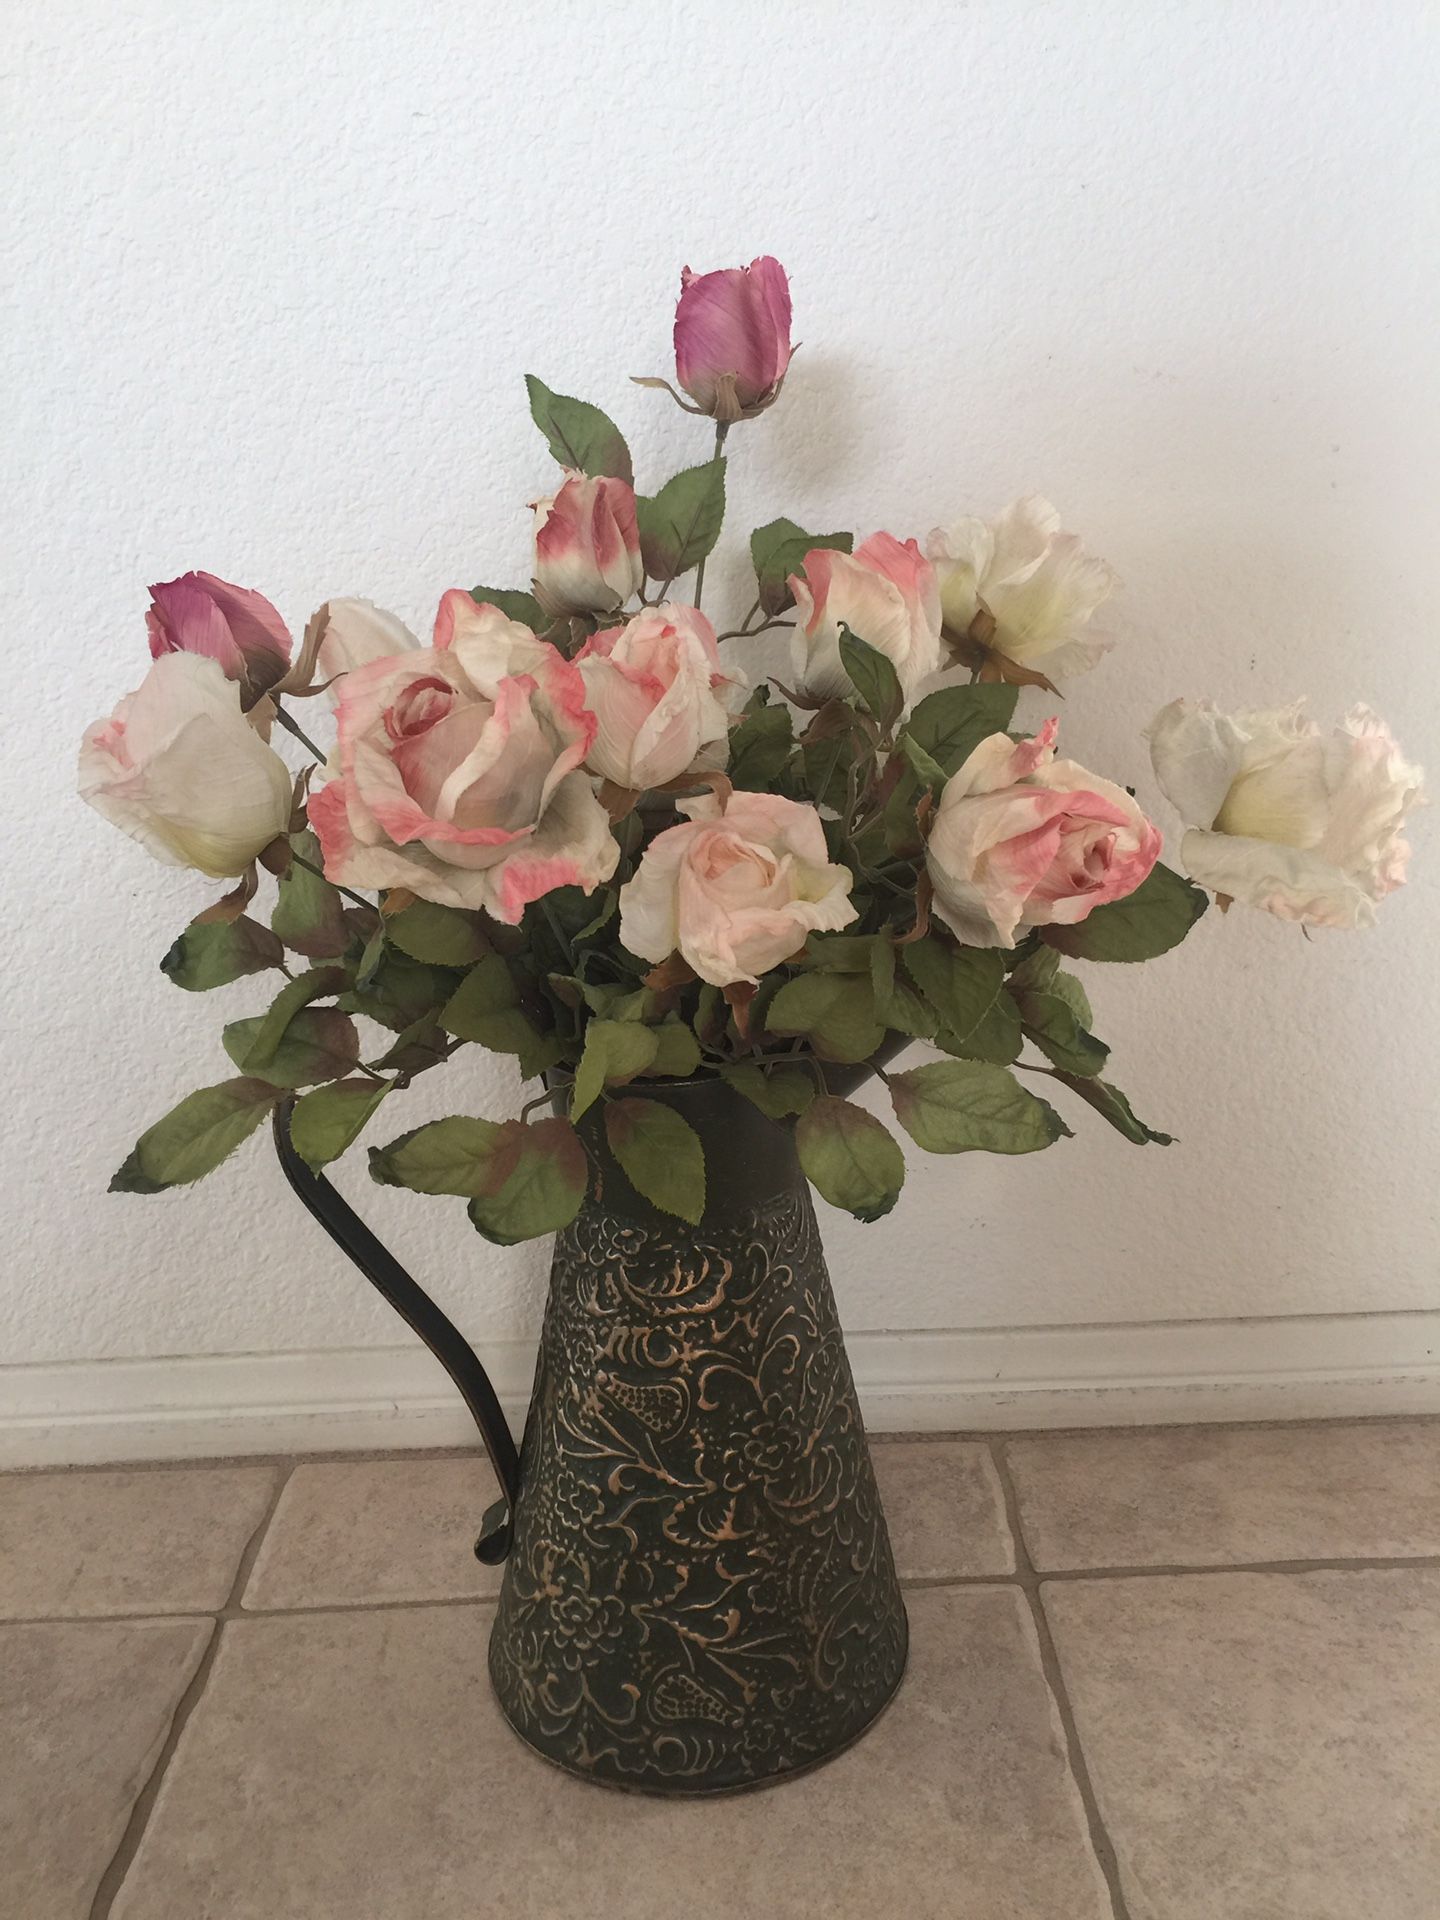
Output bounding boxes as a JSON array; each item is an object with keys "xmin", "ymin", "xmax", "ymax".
[
  {"xmin": 927, "ymin": 495, "xmax": 1118, "ymax": 679},
  {"xmin": 79, "ymin": 652, "xmax": 293, "ymax": 877},
  {"xmin": 1147, "ymin": 698, "xmax": 1424, "ymax": 928}
]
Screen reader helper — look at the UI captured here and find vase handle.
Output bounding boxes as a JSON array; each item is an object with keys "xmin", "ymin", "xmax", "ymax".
[{"xmin": 271, "ymin": 1100, "xmax": 521, "ymax": 1564}]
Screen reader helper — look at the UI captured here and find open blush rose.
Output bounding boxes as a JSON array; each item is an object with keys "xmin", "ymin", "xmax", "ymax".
[
  {"xmin": 309, "ymin": 590, "xmax": 618, "ymax": 921},
  {"xmin": 576, "ymin": 602, "xmax": 739, "ymax": 791},
  {"xmin": 619, "ymin": 789, "xmax": 856, "ymax": 987},
  {"xmin": 1147, "ymin": 698, "xmax": 1423, "ymax": 929},
  {"xmin": 79, "ymin": 652, "xmax": 292, "ymax": 877},
  {"xmin": 926, "ymin": 720, "xmax": 1162, "ymax": 948},
  {"xmin": 790, "ymin": 533, "xmax": 943, "ymax": 704},
  {"xmin": 531, "ymin": 471, "xmax": 642, "ymax": 616}
]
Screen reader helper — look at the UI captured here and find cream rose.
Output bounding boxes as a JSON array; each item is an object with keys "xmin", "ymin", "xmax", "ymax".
[
  {"xmin": 790, "ymin": 532, "xmax": 943, "ymax": 703},
  {"xmin": 576, "ymin": 602, "xmax": 738, "ymax": 791},
  {"xmin": 309, "ymin": 590, "xmax": 618, "ymax": 921},
  {"xmin": 927, "ymin": 496, "xmax": 1117, "ymax": 679},
  {"xmin": 79, "ymin": 652, "xmax": 292, "ymax": 877},
  {"xmin": 926, "ymin": 719, "xmax": 1162, "ymax": 947},
  {"xmin": 619, "ymin": 789, "xmax": 857, "ymax": 986},
  {"xmin": 1147, "ymin": 699, "xmax": 1423, "ymax": 928}
]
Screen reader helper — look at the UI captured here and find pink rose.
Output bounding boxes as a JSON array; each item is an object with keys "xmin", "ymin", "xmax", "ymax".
[
  {"xmin": 531, "ymin": 471, "xmax": 642, "ymax": 616},
  {"xmin": 673, "ymin": 255, "xmax": 792, "ymax": 419},
  {"xmin": 146, "ymin": 571, "xmax": 292, "ymax": 704},
  {"xmin": 309, "ymin": 590, "xmax": 618, "ymax": 921},
  {"xmin": 619, "ymin": 789, "xmax": 857, "ymax": 987},
  {"xmin": 926, "ymin": 720, "xmax": 1162, "ymax": 948},
  {"xmin": 576, "ymin": 602, "xmax": 739, "ymax": 791},
  {"xmin": 79, "ymin": 652, "xmax": 292, "ymax": 877},
  {"xmin": 790, "ymin": 533, "xmax": 943, "ymax": 703}
]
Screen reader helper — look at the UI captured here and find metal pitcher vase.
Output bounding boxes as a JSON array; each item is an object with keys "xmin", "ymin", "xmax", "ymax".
[{"xmin": 275, "ymin": 1074, "xmax": 908, "ymax": 1795}]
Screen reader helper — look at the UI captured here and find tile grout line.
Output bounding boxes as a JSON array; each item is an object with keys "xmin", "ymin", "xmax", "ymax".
[
  {"xmin": 9, "ymin": 1551, "xmax": 1440, "ymax": 1633},
  {"xmin": 86, "ymin": 1460, "xmax": 296, "ymax": 1920},
  {"xmin": 987, "ymin": 1436, "xmax": 1134, "ymax": 1920}
]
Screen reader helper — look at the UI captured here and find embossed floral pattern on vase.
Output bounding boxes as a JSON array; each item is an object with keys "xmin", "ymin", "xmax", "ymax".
[{"xmin": 489, "ymin": 1186, "xmax": 908, "ymax": 1791}]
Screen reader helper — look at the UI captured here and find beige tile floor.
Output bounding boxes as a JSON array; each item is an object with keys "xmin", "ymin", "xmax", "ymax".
[{"xmin": 3, "ymin": 1420, "xmax": 1439, "ymax": 1920}]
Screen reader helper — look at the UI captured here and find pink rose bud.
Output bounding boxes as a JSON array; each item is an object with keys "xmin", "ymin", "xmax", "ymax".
[
  {"xmin": 145, "ymin": 571, "xmax": 292, "ymax": 704},
  {"xmin": 673, "ymin": 255, "xmax": 792, "ymax": 421},
  {"xmin": 531, "ymin": 472, "xmax": 643, "ymax": 616}
]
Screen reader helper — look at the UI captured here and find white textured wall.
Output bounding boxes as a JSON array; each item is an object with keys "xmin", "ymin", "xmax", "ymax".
[{"xmin": 5, "ymin": 2, "xmax": 1438, "ymax": 1383}]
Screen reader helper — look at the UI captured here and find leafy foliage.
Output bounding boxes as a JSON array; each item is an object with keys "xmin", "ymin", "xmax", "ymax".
[
  {"xmin": 795, "ymin": 1096, "xmax": 906, "ymax": 1221},
  {"xmin": 887, "ymin": 1060, "xmax": 1070, "ymax": 1154},
  {"xmin": 636, "ymin": 458, "xmax": 726, "ymax": 581},
  {"xmin": 604, "ymin": 1098, "xmax": 706, "ymax": 1223},
  {"xmin": 1041, "ymin": 863, "xmax": 1208, "ymax": 962},
  {"xmin": 524, "ymin": 376, "xmax": 633, "ymax": 484}
]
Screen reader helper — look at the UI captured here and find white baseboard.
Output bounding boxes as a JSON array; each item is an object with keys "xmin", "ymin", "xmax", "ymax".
[{"xmin": 3, "ymin": 1312, "xmax": 1438, "ymax": 1468}]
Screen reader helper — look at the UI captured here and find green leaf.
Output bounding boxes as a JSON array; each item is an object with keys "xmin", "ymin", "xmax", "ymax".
[
  {"xmin": 467, "ymin": 1117, "xmax": 588, "ymax": 1245},
  {"xmin": 1010, "ymin": 969, "xmax": 1109, "ymax": 1077},
  {"xmin": 234, "ymin": 968, "xmax": 348, "ymax": 1069},
  {"xmin": 469, "ymin": 587, "xmax": 546, "ymax": 631},
  {"xmin": 440, "ymin": 956, "xmax": 559, "ymax": 1077},
  {"xmin": 726, "ymin": 693, "xmax": 795, "ymax": 790},
  {"xmin": 838, "ymin": 626, "xmax": 903, "ymax": 727},
  {"xmin": 370, "ymin": 1115, "xmax": 505, "ymax": 1194},
  {"xmin": 439, "ymin": 954, "xmax": 519, "ymax": 1034},
  {"xmin": 271, "ymin": 832, "xmax": 349, "ymax": 958},
  {"xmin": 720, "ymin": 1061, "xmax": 817, "ymax": 1119},
  {"xmin": 339, "ymin": 952, "xmax": 455, "ymax": 1032},
  {"xmin": 367, "ymin": 1014, "xmax": 450, "ymax": 1076},
  {"xmin": 1040, "ymin": 862, "xmax": 1209, "ymax": 963},
  {"xmin": 288, "ymin": 1078, "xmax": 391, "ymax": 1170},
  {"xmin": 795, "ymin": 1096, "xmax": 906, "ymax": 1222},
  {"xmin": 570, "ymin": 1019, "xmax": 661, "ymax": 1119},
  {"xmin": 765, "ymin": 972, "xmax": 886, "ymax": 1064},
  {"xmin": 222, "ymin": 1007, "xmax": 360, "ymax": 1088},
  {"xmin": 523, "ymin": 375, "xmax": 633, "ymax": 484},
  {"xmin": 888, "ymin": 1060, "xmax": 1071, "ymax": 1155},
  {"xmin": 386, "ymin": 902, "xmax": 490, "ymax": 968},
  {"xmin": 604, "ymin": 1098, "xmax": 706, "ymax": 1223},
  {"xmin": 160, "ymin": 914, "xmax": 285, "ymax": 991},
  {"xmin": 871, "ymin": 939, "xmax": 937, "ymax": 1039},
  {"xmin": 802, "ymin": 933, "xmax": 881, "ymax": 973},
  {"xmin": 641, "ymin": 1021, "xmax": 702, "ymax": 1079},
  {"xmin": 903, "ymin": 941, "xmax": 1021, "ymax": 1064},
  {"xmin": 636, "ymin": 457, "xmax": 726, "ymax": 581},
  {"xmin": 801, "ymin": 726, "xmax": 859, "ymax": 812},
  {"xmin": 110, "ymin": 1079, "xmax": 279, "ymax": 1192},
  {"xmin": 1050, "ymin": 1072, "xmax": 1175, "ymax": 1145},
  {"xmin": 902, "ymin": 684, "xmax": 1019, "ymax": 777},
  {"xmin": 895, "ymin": 730, "xmax": 948, "ymax": 795},
  {"xmin": 750, "ymin": 521, "xmax": 853, "ymax": 617}
]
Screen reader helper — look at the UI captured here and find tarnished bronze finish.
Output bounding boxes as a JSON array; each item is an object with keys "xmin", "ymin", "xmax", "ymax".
[
  {"xmin": 275, "ymin": 1076, "xmax": 908, "ymax": 1795},
  {"xmin": 488, "ymin": 1078, "xmax": 909, "ymax": 1793}
]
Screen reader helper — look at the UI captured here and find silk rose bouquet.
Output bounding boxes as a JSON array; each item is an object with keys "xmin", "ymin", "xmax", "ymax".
[{"xmin": 80, "ymin": 258, "xmax": 1424, "ymax": 1238}]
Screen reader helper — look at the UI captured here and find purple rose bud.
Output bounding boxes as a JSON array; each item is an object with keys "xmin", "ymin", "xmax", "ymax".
[{"xmin": 146, "ymin": 571, "xmax": 292, "ymax": 704}]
